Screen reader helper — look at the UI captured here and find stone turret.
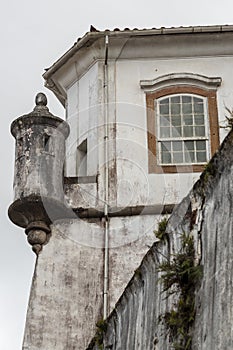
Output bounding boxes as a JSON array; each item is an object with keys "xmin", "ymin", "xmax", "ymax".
[{"xmin": 8, "ymin": 93, "xmax": 70, "ymax": 254}]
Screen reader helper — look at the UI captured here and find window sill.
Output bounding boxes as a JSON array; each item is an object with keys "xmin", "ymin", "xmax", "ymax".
[{"xmin": 150, "ymin": 164, "xmax": 205, "ymax": 174}]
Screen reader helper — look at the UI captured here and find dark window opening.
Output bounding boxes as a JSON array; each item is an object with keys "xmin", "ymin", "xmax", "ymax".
[
  {"xmin": 44, "ymin": 134, "xmax": 50, "ymax": 152},
  {"xmin": 77, "ymin": 139, "xmax": 87, "ymax": 176}
]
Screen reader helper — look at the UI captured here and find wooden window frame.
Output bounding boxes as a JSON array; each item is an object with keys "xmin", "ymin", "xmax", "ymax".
[{"xmin": 146, "ymin": 86, "xmax": 220, "ymax": 173}]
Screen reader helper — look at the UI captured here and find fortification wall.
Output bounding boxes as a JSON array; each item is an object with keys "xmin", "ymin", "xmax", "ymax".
[{"xmin": 88, "ymin": 129, "xmax": 233, "ymax": 350}]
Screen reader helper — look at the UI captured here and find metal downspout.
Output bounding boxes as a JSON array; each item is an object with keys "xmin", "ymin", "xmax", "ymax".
[{"xmin": 103, "ymin": 35, "xmax": 109, "ymax": 320}]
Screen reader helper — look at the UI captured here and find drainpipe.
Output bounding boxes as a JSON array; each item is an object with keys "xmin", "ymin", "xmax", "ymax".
[{"xmin": 103, "ymin": 35, "xmax": 109, "ymax": 320}]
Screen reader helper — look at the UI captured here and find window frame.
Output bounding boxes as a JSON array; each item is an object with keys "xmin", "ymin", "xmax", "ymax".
[
  {"xmin": 157, "ymin": 93, "xmax": 209, "ymax": 166},
  {"xmin": 146, "ymin": 86, "xmax": 220, "ymax": 173}
]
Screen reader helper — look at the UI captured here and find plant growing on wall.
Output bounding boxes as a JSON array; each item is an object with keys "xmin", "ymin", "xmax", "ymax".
[
  {"xmin": 91, "ymin": 318, "xmax": 107, "ymax": 350},
  {"xmin": 220, "ymin": 106, "xmax": 233, "ymax": 129},
  {"xmin": 159, "ymin": 233, "xmax": 203, "ymax": 350},
  {"xmin": 154, "ymin": 217, "xmax": 169, "ymax": 242}
]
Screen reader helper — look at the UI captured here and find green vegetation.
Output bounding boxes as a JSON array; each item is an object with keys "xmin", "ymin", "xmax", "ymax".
[
  {"xmin": 158, "ymin": 233, "xmax": 203, "ymax": 350},
  {"xmin": 93, "ymin": 318, "xmax": 107, "ymax": 349},
  {"xmin": 134, "ymin": 267, "xmax": 142, "ymax": 279},
  {"xmin": 222, "ymin": 106, "xmax": 233, "ymax": 129},
  {"xmin": 203, "ymin": 161, "xmax": 216, "ymax": 185},
  {"xmin": 154, "ymin": 217, "xmax": 169, "ymax": 242}
]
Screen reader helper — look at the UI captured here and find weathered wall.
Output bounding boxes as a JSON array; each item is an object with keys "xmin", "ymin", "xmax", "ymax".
[
  {"xmin": 66, "ymin": 62, "xmax": 100, "ymax": 177},
  {"xmin": 23, "ymin": 223, "xmax": 104, "ymax": 350},
  {"xmin": 193, "ymin": 130, "xmax": 233, "ymax": 349},
  {"xmin": 88, "ymin": 129, "xmax": 233, "ymax": 350},
  {"xmin": 64, "ymin": 33, "xmax": 233, "ymax": 210},
  {"xmin": 22, "ymin": 214, "xmax": 158, "ymax": 350}
]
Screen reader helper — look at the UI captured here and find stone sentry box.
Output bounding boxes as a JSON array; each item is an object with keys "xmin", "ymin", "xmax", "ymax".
[{"xmin": 8, "ymin": 93, "xmax": 70, "ymax": 254}]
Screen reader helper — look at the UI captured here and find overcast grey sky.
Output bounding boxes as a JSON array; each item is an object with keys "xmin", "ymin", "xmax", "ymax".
[{"xmin": 1, "ymin": 0, "xmax": 233, "ymax": 348}]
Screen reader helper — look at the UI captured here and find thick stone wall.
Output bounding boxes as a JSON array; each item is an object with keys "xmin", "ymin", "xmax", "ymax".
[
  {"xmin": 193, "ymin": 131, "xmax": 233, "ymax": 349},
  {"xmin": 88, "ymin": 129, "xmax": 233, "ymax": 350},
  {"xmin": 23, "ymin": 223, "xmax": 104, "ymax": 350}
]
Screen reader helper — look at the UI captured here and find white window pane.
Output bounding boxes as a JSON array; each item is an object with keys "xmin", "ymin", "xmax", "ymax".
[
  {"xmin": 162, "ymin": 152, "xmax": 172, "ymax": 163},
  {"xmin": 161, "ymin": 141, "xmax": 171, "ymax": 151},
  {"xmin": 160, "ymin": 127, "xmax": 170, "ymax": 138},
  {"xmin": 197, "ymin": 152, "xmax": 207, "ymax": 162},
  {"xmin": 184, "ymin": 151, "xmax": 195, "ymax": 162},
  {"xmin": 171, "ymin": 103, "xmax": 180, "ymax": 115},
  {"xmin": 185, "ymin": 141, "xmax": 194, "ymax": 151},
  {"xmin": 173, "ymin": 141, "xmax": 182, "ymax": 151},
  {"xmin": 194, "ymin": 102, "xmax": 204, "ymax": 114},
  {"xmin": 196, "ymin": 140, "xmax": 206, "ymax": 150},
  {"xmin": 182, "ymin": 96, "xmax": 192, "ymax": 103},
  {"xmin": 171, "ymin": 116, "xmax": 181, "ymax": 126},
  {"xmin": 172, "ymin": 127, "xmax": 182, "ymax": 137},
  {"xmin": 183, "ymin": 103, "xmax": 192, "ymax": 114},
  {"xmin": 160, "ymin": 116, "xmax": 170, "ymax": 126},
  {"xmin": 160, "ymin": 97, "xmax": 169, "ymax": 104},
  {"xmin": 173, "ymin": 152, "xmax": 183, "ymax": 163},
  {"xmin": 195, "ymin": 126, "xmax": 205, "ymax": 137},
  {"xmin": 194, "ymin": 115, "xmax": 204, "ymax": 125},
  {"xmin": 183, "ymin": 126, "xmax": 194, "ymax": 137},
  {"xmin": 183, "ymin": 115, "xmax": 193, "ymax": 125},
  {"xmin": 160, "ymin": 104, "xmax": 169, "ymax": 115},
  {"xmin": 193, "ymin": 97, "xmax": 203, "ymax": 103},
  {"xmin": 184, "ymin": 152, "xmax": 193, "ymax": 163},
  {"xmin": 171, "ymin": 96, "xmax": 180, "ymax": 103}
]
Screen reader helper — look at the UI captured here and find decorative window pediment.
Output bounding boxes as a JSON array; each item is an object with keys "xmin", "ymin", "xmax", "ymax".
[{"xmin": 140, "ymin": 73, "xmax": 222, "ymax": 92}]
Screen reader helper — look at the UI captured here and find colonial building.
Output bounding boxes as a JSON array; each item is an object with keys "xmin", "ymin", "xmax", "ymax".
[{"xmin": 8, "ymin": 25, "xmax": 233, "ymax": 349}]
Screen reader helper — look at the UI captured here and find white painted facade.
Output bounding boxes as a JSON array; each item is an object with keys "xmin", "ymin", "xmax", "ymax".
[
  {"xmin": 21, "ymin": 27, "xmax": 233, "ymax": 349},
  {"xmin": 49, "ymin": 31, "xmax": 233, "ymax": 211}
]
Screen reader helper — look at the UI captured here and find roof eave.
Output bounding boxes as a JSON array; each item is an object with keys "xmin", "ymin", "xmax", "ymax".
[
  {"xmin": 42, "ymin": 24, "xmax": 233, "ymax": 106},
  {"xmin": 43, "ymin": 31, "xmax": 103, "ymax": 81},
  {"xmin": 43, "ymin": 25, "xmax": 233, "ymax": 82}
]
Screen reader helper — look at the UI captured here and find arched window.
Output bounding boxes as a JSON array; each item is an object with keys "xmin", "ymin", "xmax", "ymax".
[
  {"xmin": 140, "ymin": 73, "xmax": 221, "ymax": 173},
  {"xmin": 157, "ymin": 94, "xmax": 208, "ymax": 165}
]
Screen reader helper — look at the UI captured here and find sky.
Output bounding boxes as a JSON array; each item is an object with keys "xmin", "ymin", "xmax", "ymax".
[{"xmin": 1, "ymin": 0, "xmax": 233, "ymax": 348}]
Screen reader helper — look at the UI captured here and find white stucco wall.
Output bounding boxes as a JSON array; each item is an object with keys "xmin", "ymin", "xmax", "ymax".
[
  {"xmin": 66, "ymin": 62, "xmax": 100, "ymax": 177},
  {"xmin": 64, "ymin": 50, "xmax": 233, "ymax": 210},
  {"xmin": 113, "ymin": 56, "xmax": 232, "ymax": 207}
]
